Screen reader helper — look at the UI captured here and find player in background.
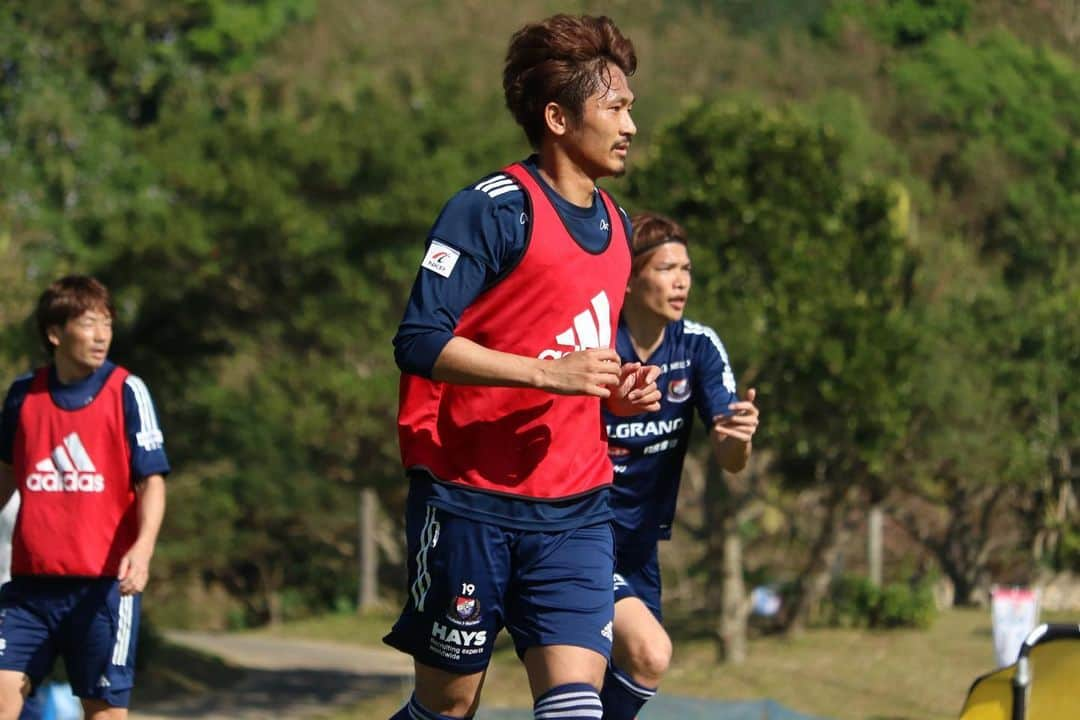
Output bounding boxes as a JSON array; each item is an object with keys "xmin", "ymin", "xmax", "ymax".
[
  {"xmin": 599, "ymin": 213, "xmax": 760, "ymax": 719},
  {"xmin": 0, "ymin": 276, "xmax": 169, "ymax": 720},
  {"xmin": 386, "ymin": 14, "xmax": 661, "ymax": 720},
  {"xmin": 0, "ymin": 495, "xmax": 42, "ymax": 720}
]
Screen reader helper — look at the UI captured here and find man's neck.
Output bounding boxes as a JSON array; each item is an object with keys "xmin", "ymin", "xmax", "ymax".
[
  {"xmin": 53, "ymin": 360, "xmax": 94, "ymax": 385},
  {"xmin": 535, "ymin": 146, "xmax": 596, "ymax": 207},
  {"xmin": 622, "ymin": 305, "xmax": 668, "ymax": 363}
]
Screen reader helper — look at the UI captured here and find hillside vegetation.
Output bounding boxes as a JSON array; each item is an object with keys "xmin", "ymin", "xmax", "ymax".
[{"xmin": 0, "ymin": 1, "xmax": 1076, "ymax": 642}]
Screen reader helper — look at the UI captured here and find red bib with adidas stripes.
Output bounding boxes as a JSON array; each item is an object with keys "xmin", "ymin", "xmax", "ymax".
[
  {"xmin": 11, "ymin": 365, "xmax": 137, "ymax": 577},
  {"xmin": 398, "ymin": 162, "xmax": 631, "ymax": 500}
]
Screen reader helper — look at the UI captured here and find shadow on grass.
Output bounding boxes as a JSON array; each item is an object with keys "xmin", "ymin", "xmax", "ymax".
[
  {"xmin": 136, "ymin": 639, "xmax": 247, "ymax": 702},
  {"xmin": 133, "ymin": 630, "xmax": 412, "ymax": 718},
  {"xmin": 135, "ymin": 667, "xmax": 410, "ymax": 718}
]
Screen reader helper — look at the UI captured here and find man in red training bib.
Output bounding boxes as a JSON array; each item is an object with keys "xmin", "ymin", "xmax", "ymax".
[
  {"xmin": 386, "ymin": 13, "xmax": 661, "ymax": 720},
  {"xmin": 0, "ymin": 276, "xmax": 169, "ymax": 720}
]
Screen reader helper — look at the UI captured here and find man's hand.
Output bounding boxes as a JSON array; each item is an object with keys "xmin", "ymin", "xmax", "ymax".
[
  {"xmin": 605, "ymin": 362, "xmax": 662, "ymax": 416},
  {"xmin": 712, "ymin": 388, "xmax": 760, "ymax": 444},
  {"xmin": 118, "ymin": 546, "xmax": 153, "ymax": 596},
  {"xmin": 538, "ymin": 348, "xmax": 624, "ymax": 397}
]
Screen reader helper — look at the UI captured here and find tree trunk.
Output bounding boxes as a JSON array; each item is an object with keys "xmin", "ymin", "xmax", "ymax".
[
  {"xmin": 705, "ymin": 450, "xmax": 769, "ymax": 663},
  {"xmin": 1033, "ymin": 444, "xmax": 1077, "ymax": 567},
  {"xmin": 719, "ymin": 518, "xmax": 748, "ymax": 663},
  {"xmin": 867, "ymin": 504, "xmax": 883, "ymax": 587},
  {"xmin": 784, "ymin": 475, "xmax": 852, "ymax": 636},
  {"xmin": 898, "ymin": 481, "xmax": 1007, "ymax": 606},
  {"xmin": 704, "ymin": 456, "xmax": 727, "ymax": 638},
  {"xmin": 357, "ymin": 486, "xmax": 379, "ymax": 610},
  {"xmin": 257, "ymin": 559, "xmax": 284, "ymax": 626}
]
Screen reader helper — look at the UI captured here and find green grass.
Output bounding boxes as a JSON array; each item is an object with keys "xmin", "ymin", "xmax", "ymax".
[
  {"xmin": 139, "ymin": 606, "xmax": 1075, "ymax": 719},
  {"xmin": 254, "ymin": 604, "xmax": 400, "ymax": 646},
  {"xmin": 311, "ymin": 608, "xmax": 1078, "ymax": 720}
]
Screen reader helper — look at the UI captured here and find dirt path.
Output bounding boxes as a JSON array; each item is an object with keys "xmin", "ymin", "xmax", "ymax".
[{"xmin": 132, "ymin": 631, "xmax": 414, "ymax": 720}]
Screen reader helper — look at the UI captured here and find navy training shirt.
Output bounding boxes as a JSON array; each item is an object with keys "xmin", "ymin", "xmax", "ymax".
[
  {"xmin": 393, "ymin": 156, "xmax": 631, "ymax": 530},
  {"xmin": 603, "ymin": 318, "xmax": 739, "ymax": 549},
  {"xmin": 0, "ymin": 360, "xmax": 171, "ymax": 481},
  {"xmin": 393, "ymin": 155, "xmax": 631, "ymax": 377}
]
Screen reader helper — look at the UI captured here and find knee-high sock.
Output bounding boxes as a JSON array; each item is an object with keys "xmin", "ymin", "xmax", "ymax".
[
  {"xmin": 599, "ymin": 663, "xmax": 657, "ymax": 719},
  {"xmin": 534, "ymin": 682, "xmax": 603, "ymax": 719},
  {"xmin": 389, "ymin": 692, "xmax": 473, "ymax": 720}
]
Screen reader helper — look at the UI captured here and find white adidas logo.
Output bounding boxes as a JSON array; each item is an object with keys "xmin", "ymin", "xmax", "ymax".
[
  {"xmin": 537, "ymin": 291, "xmax": 612, "ymax": 360},
  {"xmin": 25, "ymin": 432, "xmax": 105, "ymax": 493}
]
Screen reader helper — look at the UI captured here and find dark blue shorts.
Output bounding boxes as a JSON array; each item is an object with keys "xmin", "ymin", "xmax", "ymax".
[
  {"xmin": 384, "ymin": 487, "xmax": 615, "ymax": 674},
  {"xmin": 613, "ymin": 541, "xmax": 662, "ymax": 622},
  {"xmin": 0, "ymin": 577, "xmax": 140, "ymax": 708}
]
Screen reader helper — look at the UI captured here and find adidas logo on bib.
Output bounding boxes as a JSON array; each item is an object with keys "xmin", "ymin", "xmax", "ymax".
[
  {"xmin": 538, "ymin": 291, "xmax": 611, "ymax": 360},
  {"xmin": 25, "ymin": 432, "xmax": 105, "ymax": 493}
]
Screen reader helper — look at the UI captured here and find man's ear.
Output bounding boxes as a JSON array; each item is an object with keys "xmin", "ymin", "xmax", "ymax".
[
  {"xmin": 45, "ymin": 324, "xmax": 62, "ymax": 349},
  {"xmin": 543, "ymin": 101, "xmax": 572, "ymax": 138}
]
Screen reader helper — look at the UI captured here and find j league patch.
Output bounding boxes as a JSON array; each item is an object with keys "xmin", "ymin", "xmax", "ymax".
[{"xmin": 421, "ymin": 241, "xmax": 461, "ymax": 278}]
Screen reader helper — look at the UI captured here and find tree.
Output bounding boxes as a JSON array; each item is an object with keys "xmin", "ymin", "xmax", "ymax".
[
  {"xmin": 628, "ymin": 100, "xmax": 918, "ymax": 647},
  {"xmin": 892, "ymin": 30, "xmax": 1079, "ymax": 582}
]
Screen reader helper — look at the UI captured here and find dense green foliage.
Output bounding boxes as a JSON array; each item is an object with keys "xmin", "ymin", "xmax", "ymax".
[
  {"xmin": 821, "ymin": 0, "xmax": 971, "ymax": 46},
  {"xmin": 1, "ymin": 0, "xmax": 1076, "ymax": 628},
  {"xmin": 824, "ymin": 574, "xmax": 936, "ymax": 629},
  {"xmin": 627, "ymin": 102, "xmax": 917, "ymax": 490}
]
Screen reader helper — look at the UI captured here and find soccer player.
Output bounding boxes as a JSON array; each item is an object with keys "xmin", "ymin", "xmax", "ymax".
[
  {"xmin": 0, "ymin": 496, "xmax": 43, "ymax": 720},
  {"xmin": 599, "ymin": 213, "xmax": 760, "ymax": 719},
  {"xmin": 0, "ymin": 276, "xmax": 169, "ymax": 720},
  {"xmin": 386, "ymin": 14, "xmax": 660, "ymax": 720}
]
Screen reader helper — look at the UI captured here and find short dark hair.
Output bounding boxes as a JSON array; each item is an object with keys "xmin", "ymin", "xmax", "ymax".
[
  {"xmin": 630, "ymin": 212, "xmax": 689, "ymax": 275},
  {"xmin": 36, "ymin": 275, "xmax": 114, "ymax": 355},
  {"xmin": 503, "ymin": 14, "xmax": 637, "ymax": 148}
]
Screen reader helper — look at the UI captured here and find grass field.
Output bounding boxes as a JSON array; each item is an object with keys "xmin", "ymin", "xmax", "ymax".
[{"xmin": 255, "ymin": 606, "xmax": 1076, "ymax": 720}]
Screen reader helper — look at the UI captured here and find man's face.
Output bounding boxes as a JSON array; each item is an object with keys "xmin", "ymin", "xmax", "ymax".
[
  {"xmin": 49, "ymin": 307, "xmax": 113, "ymax": 375},
  {"xmin": 627, "ymin": 243, "xmax": 693, "ymax": 323},
  {"xmin": 566, "ymin": 63, "xmax": 636, "ymax": 179}
]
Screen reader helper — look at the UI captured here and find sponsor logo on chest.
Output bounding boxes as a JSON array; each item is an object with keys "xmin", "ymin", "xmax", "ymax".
[
  {"xmin": 538, "ymin": 292, "xmax": 611, "ymax": 360},
  {"xmin": 25, "ymin": 433, "xmax": 105, "ymax": 493},
  {"xmin": 606, "ymin": 417, "xmax": 685, "ymax": 440}
]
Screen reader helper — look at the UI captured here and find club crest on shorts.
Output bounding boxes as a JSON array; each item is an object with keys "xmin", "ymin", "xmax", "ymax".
[
  {"xmin": 666, "ymin": 376, "xmax": 691, "ymax": 403},
  {"xmin": 448, "ymin": 595, "xmax": 481, "ymax": 625}
]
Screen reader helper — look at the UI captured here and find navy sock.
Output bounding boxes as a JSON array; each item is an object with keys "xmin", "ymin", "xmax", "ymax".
[
  {"xmin": 389, "ymin": 692, "xmax": 473, "ymax": 720},
  {"xmin": 534, "ymin": 682, "xmax": 603, "ymax": 719},
  {"xmin": 599, "ymin": 663, "xmax": 656, "ymax": 719}
]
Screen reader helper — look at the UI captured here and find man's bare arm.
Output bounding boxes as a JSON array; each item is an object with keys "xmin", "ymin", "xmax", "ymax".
[
  {"xmin": 712, "ymin": 388, "xmax": 760, "ymax": 473},
  {"xmin": 432, "ymin": 336, "xmax": 623, "ymax": 397},
  {"xmin": 118, "ymin": 474, "xmax": 166, "ymax": 596}
]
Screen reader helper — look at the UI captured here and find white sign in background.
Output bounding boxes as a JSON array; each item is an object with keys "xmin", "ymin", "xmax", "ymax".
[{"xmin": 990, "ymin": 586, "xmax": 1040, "ymax": 668}]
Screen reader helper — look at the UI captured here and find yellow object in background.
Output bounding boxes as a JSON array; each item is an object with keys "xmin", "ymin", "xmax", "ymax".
[{"xmin": 959, "ymin": 624, "xmax": 1080, "ymax": 720}]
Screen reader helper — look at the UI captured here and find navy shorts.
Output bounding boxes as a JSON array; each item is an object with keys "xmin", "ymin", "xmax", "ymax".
[
  {"xmin": 613, "ymin": 541, "xmax": 662, "ymax": 622},
  {"xmin": 0, "ymin": 577, "xmax": 140, "ymax": 708},
  {"xmin": 384, "ymin": 488, "xmax": 615, "ymax": 674}
]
